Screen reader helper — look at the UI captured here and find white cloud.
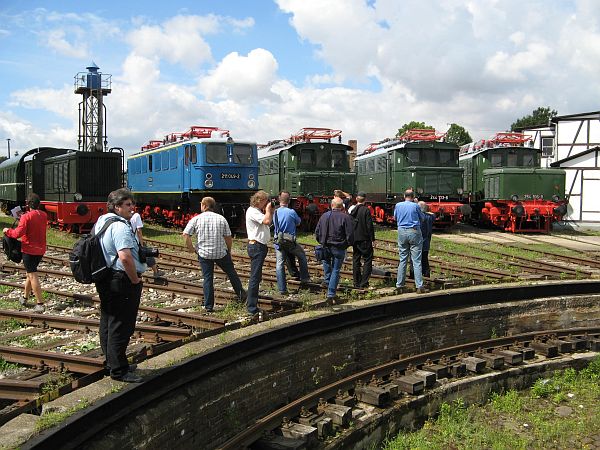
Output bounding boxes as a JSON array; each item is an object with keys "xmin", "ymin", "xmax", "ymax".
[
  {"xmin": 198, "ymin": 49, "xmax": 279, "ymax": 102},
  {"xmin": 9, "ymin": 85, "xmax": 78, "ymax": 119},
  {"xmin": 42, "ymin": 28, "xmax": 88, "ymax": 58},
  {"xmin": 484, "ymin": 42, "xmax": 553, "ymax": 81}
]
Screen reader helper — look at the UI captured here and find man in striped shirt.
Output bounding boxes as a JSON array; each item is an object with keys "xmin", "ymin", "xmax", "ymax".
[{"xmin": 183, "ymin": 197, "xmax": 246, "ymax": 312}]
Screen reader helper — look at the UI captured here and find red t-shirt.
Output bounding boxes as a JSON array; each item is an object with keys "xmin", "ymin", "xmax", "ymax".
[{"xmin": 6, "ymin": 209, "xmax": 48, "ymax": 255}]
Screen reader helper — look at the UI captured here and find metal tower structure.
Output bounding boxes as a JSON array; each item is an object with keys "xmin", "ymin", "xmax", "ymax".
[{"xmin": 74, "ymin": 63, "xmax": 112, "ymax": 152}]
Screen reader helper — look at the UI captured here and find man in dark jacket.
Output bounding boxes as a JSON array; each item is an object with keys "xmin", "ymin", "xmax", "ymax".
[
  {"xmin": 349, "ymin": 192, "xmax": 375, "ymax": 288},
  {"xmin": 315, "ymin": 197, "xmax": 354, "ymax": 301}
]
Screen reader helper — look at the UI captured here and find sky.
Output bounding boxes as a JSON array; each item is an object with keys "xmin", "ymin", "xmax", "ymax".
[{"xmin": 1, "ymin": 0, "xmax": 600, "ymax": 157}]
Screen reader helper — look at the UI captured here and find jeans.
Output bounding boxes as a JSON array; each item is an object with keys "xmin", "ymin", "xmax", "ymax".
[
  {"xmin": 247, "ymin": 242, "xmax": 268, "ymax": 314},
  {"xmin": 275, "ymin": 244, "xmax": 310, "ymax": 293},
  {"xmin": 198, "ymin": 252, "xmax": 245, "ymax": 309},
  {"xmin": 322, "ymin": 246, "xmax": 347, "ymax": 298},
  {"xmin": 352, "ymin": 240, "xmax": 373, "ymax": 288},
  {"xmin": 397, "ymin": 228, "xmax": 424, "ymax": 289},
  {"xmin": 96, "ymin": 271, "xmax": 143, "ymax": 379}
]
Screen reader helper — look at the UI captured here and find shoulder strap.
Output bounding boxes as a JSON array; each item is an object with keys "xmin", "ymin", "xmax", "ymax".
[
  {"xmin": 93, "ymin": 217, "xmax": 125, "ymax": 268},
  {"xmin": 324, "ymin": 211, "xmax": 331, "ymax": 246},
  {"xmin": 273, "ymin": 209, "xmax": 280, "ymax": 234}
]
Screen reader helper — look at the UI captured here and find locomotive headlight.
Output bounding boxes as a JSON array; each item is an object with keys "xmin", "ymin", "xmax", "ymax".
[
  {"xmin": 552, "ymin": 194, "xmax": 560, "ymax": 202},
  {"xmin": 74, "ymin": 192, "xmax": 83, "ymax": 201},
  {"xmin": 205, "ymin": 173, "xmax": 213, "ymax": 180},
  {"xmin": 248, "ymin": 174, "xmax": 255, "ymax": 180},
  {"xmin": 511, "ymin": 194, "xmax": 519, "ymax": 202},
  {"xmin": 205, "ymin": 179, "xmax": 214, "ymax": 188},
  {"xmin": 457, "ymin": 188, "xmax": 463, "ymax": 195},
  {"xmin": 247, "ymin": 179, "xmax": 256, "ymax": 188},
  {"xmin": 416, "ymin": 187, "xmax": 424, "ymax": 194}
]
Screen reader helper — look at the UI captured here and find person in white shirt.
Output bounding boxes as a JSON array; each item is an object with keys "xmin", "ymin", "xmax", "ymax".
[
  {"xmin": 245, "ymin": 190, "xmax": 274, "ymax": 316},
  {"xmin": 183, "ymin": 197, "xmax": 246, "ymax": 313},
  {"xmin": 130, "ymin": 211, "xmax": 162, "ymax": 277}
]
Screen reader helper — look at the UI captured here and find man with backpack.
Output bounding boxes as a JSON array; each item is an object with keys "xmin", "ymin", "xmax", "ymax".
[
  {"xmin": 348, "ymin": 192, "xmax": 375, "ymax": 288},
  {"xmin": 93, "ymin": 189, "xmax": 145, "ymax": 383}
]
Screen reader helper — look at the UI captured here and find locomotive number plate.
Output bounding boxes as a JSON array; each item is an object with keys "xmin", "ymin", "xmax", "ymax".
[
  {"xmin": 523, "ymin": 194, "xmax": 544, "ymax": 200},
  {"xmin": 221, "ymin": 173, "xmax": 241, "ymax": 179},
  {"xmin": 429, "ymin": 195, "xmax": 449, "ymax": 200}
]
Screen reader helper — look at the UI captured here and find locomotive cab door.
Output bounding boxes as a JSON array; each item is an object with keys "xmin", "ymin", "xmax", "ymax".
[
  {"xmin": 183, "ymin": 144, "xmax": 196, "ymax": 191},
  {"xmin": 279, "ymin": 151, "xmax": 286, "ymax": 193},
  {"xmin": 24, "ymin": 160, "xmax": 34, "ymax": 198},
  {"xmin": 386, "ymin": 151, "xmax": 393, "ymax": 197}
]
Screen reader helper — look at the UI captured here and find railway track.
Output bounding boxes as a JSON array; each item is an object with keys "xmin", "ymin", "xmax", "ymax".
[
  {"xmin": 1, "ymin": 229, "xmax": 598, "ymax": 444},
  {"xmin": 221, "ymin": 327, "xmax": 600, "ymax": 449}
]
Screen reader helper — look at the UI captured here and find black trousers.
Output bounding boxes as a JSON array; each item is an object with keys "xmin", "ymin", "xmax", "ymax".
[
  {"xmin": 96, "ymin": 271, "xmax": 142, "ymax": 379},
  {"xmin": 410, "ymin": 250, "xmax": 430, "ymax": 278},
  {"xmin": 352, "ymin": 240, "xmax": 373, "ymax": 288}
]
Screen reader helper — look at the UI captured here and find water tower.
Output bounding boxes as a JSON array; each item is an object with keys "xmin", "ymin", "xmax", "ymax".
[{"xmin": 74, "ymin": 63, "xmax": 112, "ymax": 152}]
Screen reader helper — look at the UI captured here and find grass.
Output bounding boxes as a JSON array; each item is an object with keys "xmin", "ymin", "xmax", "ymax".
[
  {"xmin": 383, "ymin": 356, "xmax": 600, "ymax": 450},
  {"xmin": 0, "ymin": 356, "xmax": 20, "ymax": 372},
  {"xmin": 41, "ymin": 370, "xmax": 75, "ymax": 394},
  {"xmin": 0, "ymin": 318, "xmax": 26, "ymax": 333},
  {"xmin": 35, "ymin": 398, "xmax": 90, "ymax": 432}
]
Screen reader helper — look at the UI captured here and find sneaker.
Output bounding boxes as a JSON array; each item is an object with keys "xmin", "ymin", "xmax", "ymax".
[
  {"xmin": 394, "ymin": 286, "xmax": 404, "ymax": 295},
  {"xmin": 33, "ymin": 304, "xmax": 45, "ymax": 313},
  {"xmin": 152, "ymin": 270, "xmax": 165, "ymax": 278},
  {"xmin": 279, "ymin": 291, "xmax": 289, "ymax": 296},
  {"xmin": 416, "ymin": 287, "xmax": 429, "ymax": 294},
  {"xmin": 105, "ymin": 363, "xmax": 137, "ymax": 372},
  {"xmin": 112, "ymin": 371, "xmax": 143, "ymax": 383},
  {"xmin": 326, "ymin": 296, "xmax": 338, "ymax": 305},
  {"xmin": 320, "ymin": 281, "xmax": 329, "ymax": 288},
  {"xmin": 19, "ymin": 296, "xmax": 28, "ymax": 306},
  {"xmin": 201, "ymin": 306, "xmax": 214, "ymax": 313},
  {"xmin": 300, "ymin": 278, "xmax": 311, "ymax": 285}
]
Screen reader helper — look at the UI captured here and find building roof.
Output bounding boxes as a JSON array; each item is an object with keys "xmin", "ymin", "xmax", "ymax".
[
  {"xmin": 551, "ymin": 110, "xmax": 600, "ymax": 122},
  {"xmin": 550, "ymin": 146, "xmax": 600, "ymax": 167}
]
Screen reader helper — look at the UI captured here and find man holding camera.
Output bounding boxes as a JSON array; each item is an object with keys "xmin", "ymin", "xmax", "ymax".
[
  {"xmin": 183, "ymin": 197, "xmax": 246, "ymax": 312},
  {"xmin": 94, "ymin": 188, "xmax": 145, "ymax": 383}
]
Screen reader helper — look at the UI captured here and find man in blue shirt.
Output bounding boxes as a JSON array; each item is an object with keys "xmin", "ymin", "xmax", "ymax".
[
  {"xmin": 94, "ymin": 188, "xmax": 145, "ymax": 383},
  {"xmin": 273, "ymin": 191, "xmax": 311, "ymax": 294},
  {"xmin": 393, "ymin": 190, "xmax": 427, "ymax": 294}
]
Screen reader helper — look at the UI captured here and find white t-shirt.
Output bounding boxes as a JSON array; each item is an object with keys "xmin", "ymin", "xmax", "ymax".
[
  {"xmin": 245, "ymin": 206, "xmax": 270, "ymax": 244},
  {"xmin": 130, "ymin": 212, "xmax": 143, "ymax": 230}
]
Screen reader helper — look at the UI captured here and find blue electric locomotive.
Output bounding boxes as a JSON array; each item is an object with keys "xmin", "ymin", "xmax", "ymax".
[{"xmin": 127, "ymin": 126, "xmax": 258, "ymax": 229}]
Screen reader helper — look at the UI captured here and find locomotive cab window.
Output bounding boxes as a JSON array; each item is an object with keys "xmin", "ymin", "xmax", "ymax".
[
  {"xmin": 206, "ymin": 144, "xmax": 228, "ymax": 164},
  {"xmin": 490, "ymin": 152, "xmax": 503, "ymax": 167},
  {"xmin": 522, "ymin": 150, "xmax": 536, "ymax": 167},
  {"xmin": 149, "ymin": 155, "xmax": 153, "ymax": 172},
  {"xmin": 406, "ymin": 149, "xmax": 420, "ymax": 165},
  {"xmin": 422, "ymin": 150, "xmax": 437, "ymax": 167},
  {"xmin": 169, "ymin": 149, "xmax": 177, "ymax": 169},
  {"xmin": 233, "ymin": 144, "xmax": 253, "ymax": 165},
  {"xmin": 507, "ymin": 149, "xmax": 518, "ymax": 167},
  {"xmin": 439, "ymin": 149, "xmax": 455, "ymax": 167},
  {"xmin": 331, "ymin": 150, "xmax": 345, "ymax": 169},
  {"xmin": 155, "ymin": 153, "xmax": 161, "ymax": 171},
  {"xmin": 142, "ymin": 156, "xmax": 147, "ymax": 173},
  {"xmin": 299, "ymin": 149, "xmax": 314, "ymax": 169},
  {"xmin": 161, "ymin": 151, "xmax": 169, "ymax": 170}
]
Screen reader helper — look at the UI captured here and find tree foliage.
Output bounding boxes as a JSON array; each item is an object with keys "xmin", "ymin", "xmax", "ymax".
[
  {"xmin": 510, "ymin": 107, "xmax": 558, "ymax": 131},
  {"xmin": 445, "ymin": 123, "xmax": 472, "ymax": 146},
  {"xmin": 396, "ymin": 121, "xmax": 434, "ymax": 137}
]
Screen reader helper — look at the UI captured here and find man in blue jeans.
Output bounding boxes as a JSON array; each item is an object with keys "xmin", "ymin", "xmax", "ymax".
[
  {"xmin": 273, "ymin": 191, "xmax": 311, "ymax": 294},
  {"xmin": 245, "ymin": 190, "xmax": 274, "ymax": 316},
  {"xmin": 394, "ymin": 190, "xmax": 427, "ymax": 294},
  {"xmin": 183, "ymin": 197, "xmax": 246, "ymax": 312},
  {"xmin": 315, "ymin": 197, "xmax": 354, "ymax": 302}
]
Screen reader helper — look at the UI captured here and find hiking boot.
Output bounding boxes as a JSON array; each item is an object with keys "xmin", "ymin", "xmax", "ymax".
[
  {"xmin": 416, "ymin": 287, "xmax": 429, "ymax": 294},
  {"xmin": 33, "ymin": 304, "xmax": 45, "ymax": 313},
  {"xmin": 112, "ymin": 371, "xmax": 143, "ymax": 383},
  {"xmin": 394, "ymin": 286, "xmax": 404, "ymax": 295}
]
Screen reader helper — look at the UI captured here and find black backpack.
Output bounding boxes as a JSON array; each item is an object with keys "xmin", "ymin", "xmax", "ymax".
[
  {"xmin": 2, "ymin": 235, "xmax": 22, "ymax": 263},
  {"xmin": 69, "ymin": 217, "xmax": 122, "ymax": 284}
]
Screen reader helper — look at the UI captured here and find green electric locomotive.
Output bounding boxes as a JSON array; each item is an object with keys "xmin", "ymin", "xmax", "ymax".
[
  {"xmin": 355, "ymin": 129, "xmax": 469, "ymax": 227},
  {"xmin": 459, "ymin": 132, "xmax": 567, "ymax": 233},
  {"xmin": 258, "ymin": 127, "xmax": 356, "ymax": 229}
]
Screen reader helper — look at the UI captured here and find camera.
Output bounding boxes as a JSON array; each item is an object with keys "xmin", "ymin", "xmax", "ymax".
[{"xmin": 138, "ymin": 245, "xmax": 159, "ymax": 264}]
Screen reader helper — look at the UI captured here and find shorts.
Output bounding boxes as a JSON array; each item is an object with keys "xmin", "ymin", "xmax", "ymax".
[
  {"xmin": 23, "ymin": 253, "xmax": 43, "ymax": 273},
  {"xmin": 146, "ymin": 256, "xmax": 156, "ymax": 267}
]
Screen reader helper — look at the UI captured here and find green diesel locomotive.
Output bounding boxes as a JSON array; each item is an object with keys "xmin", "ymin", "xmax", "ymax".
[
  {"xmin": 355, "ymin": 129, "xmax": 470, "ymax": 227},
  {"xmin": 459, "ymin": 132, "xmax": 567, "ymax": 233},
  {"xmin": 258, "ymin": 127, "xmax": 356, "ymax": 229}
]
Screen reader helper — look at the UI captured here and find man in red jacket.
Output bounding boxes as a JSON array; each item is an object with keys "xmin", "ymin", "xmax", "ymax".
[{"xmin": 3, "ymin": 193, "xmax": 48, "ymax": 312}]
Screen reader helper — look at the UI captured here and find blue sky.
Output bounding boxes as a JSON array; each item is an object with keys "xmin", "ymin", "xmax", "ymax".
[{"xmin": 1, "ymin": 0, "xmax": 599, "ymax": 157}]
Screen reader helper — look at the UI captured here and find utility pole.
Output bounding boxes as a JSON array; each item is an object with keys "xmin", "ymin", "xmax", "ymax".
[{"xmin": 6, "ymin": 138, "xmax": 10, "ymax": 159}]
